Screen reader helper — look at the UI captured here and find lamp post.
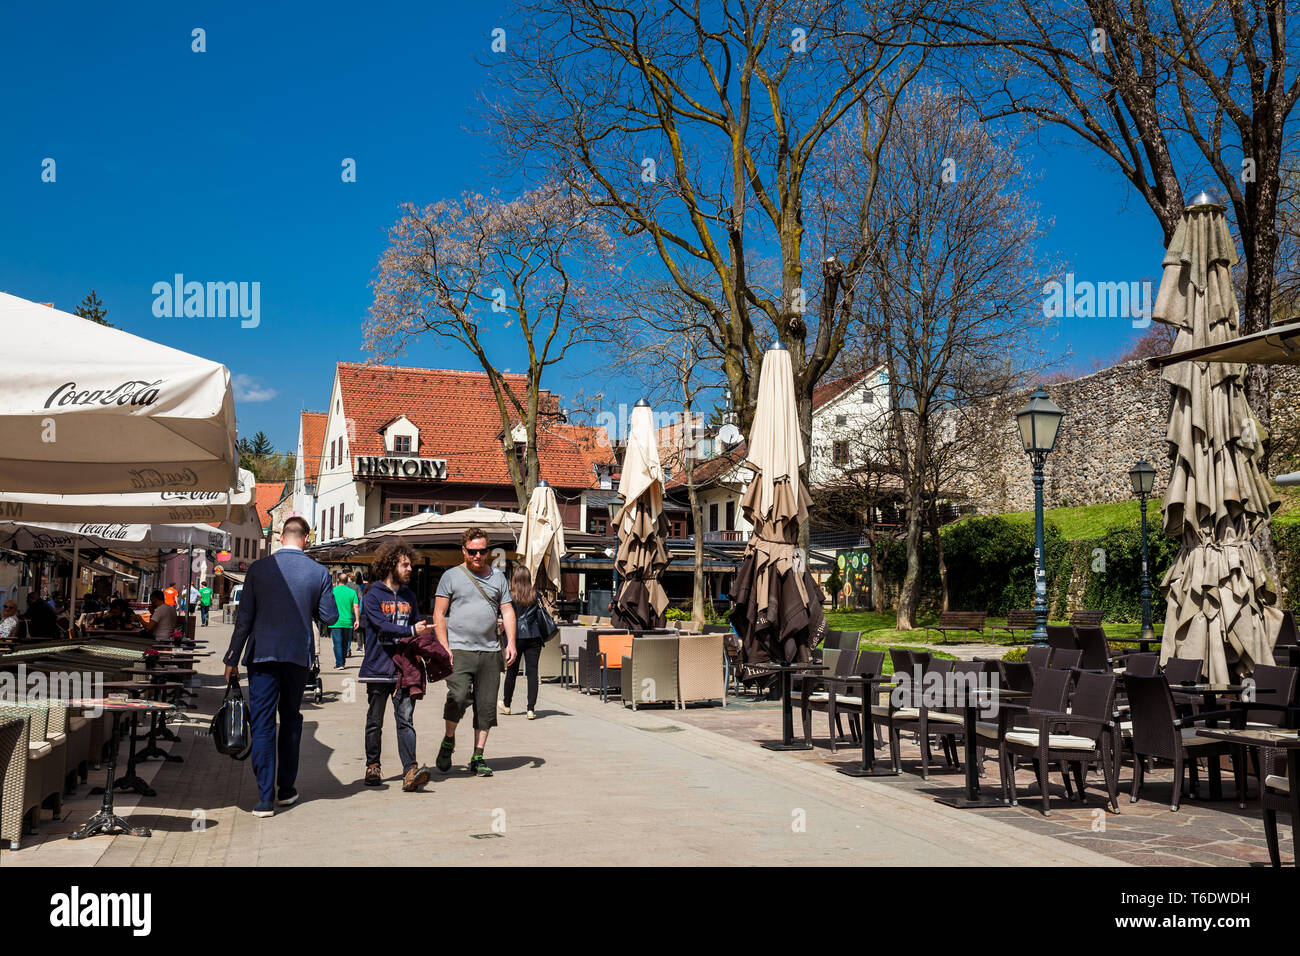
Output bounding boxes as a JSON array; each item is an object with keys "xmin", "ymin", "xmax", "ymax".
[
  {"xmin": 1015, "ymin": 390, "xmax": 1064, "ymax": 645},
  {"xmin": 1128, "ymin": 458, "xmax": 1157, "ymax": 645},
  {"xmin": 606, "ymin": 492, "xmax": 625, "ymax": 596}
]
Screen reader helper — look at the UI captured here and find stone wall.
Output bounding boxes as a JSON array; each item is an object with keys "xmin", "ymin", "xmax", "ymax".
[{"xmin": 952, "ymin": 361, "xmax": 1300, "ymax": 515}]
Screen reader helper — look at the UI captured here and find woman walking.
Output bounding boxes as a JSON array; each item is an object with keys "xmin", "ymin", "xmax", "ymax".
[{"xmin": 500, "ymin": 566, "xmax": 549, "ymax": 720}]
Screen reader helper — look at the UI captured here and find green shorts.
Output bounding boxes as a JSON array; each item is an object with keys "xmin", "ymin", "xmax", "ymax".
[{"xmin": 443, "ymin": 649, "xmax": 503, "ymax": 730}]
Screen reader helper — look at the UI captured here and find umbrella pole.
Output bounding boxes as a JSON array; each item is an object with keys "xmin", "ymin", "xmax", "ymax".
[{"xmin": 70, "ymin": 543, "xmax": 80, "ymax": 633}]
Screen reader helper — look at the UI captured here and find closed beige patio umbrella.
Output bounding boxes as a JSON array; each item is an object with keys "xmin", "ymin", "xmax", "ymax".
[
  {"xmin": 610, "ymin": 400, "xmax": 670, "ymax": 631},
  {"xmin": 520, "ymin": 480, "xmax": 566, "ymax": 592},
  {"xmin": 1155, "ymin": 192, "xmax": 1280, "ymax": 682},
  {"xmin": 730, "ymin": 342, "xmax": 826, "ymax": 666}
]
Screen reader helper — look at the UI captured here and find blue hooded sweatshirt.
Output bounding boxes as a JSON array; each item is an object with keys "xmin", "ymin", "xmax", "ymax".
[{"xmin": 358, "ymin": 580, "xmax": 420, "ymax": 683}]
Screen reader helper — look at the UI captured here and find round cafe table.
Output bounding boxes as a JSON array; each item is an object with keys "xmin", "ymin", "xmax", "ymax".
[
  {"xmin": 752, "ymin": 662, "xmax": 828, "ymax": 751},
  {"xmin": 66, "ymin": 697, "xmax": 173, "ymax": 840},
  {"xmin": 100, "ymin": 681, "xmax": 184, "ymax": 774}
]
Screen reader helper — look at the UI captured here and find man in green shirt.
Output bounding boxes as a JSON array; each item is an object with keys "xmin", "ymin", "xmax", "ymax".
[
  {"xmin": 330, "ymin": 571, "xmax": 360, "ymax": 669},
  {"xmin": 198, "ymin": 584, "xmax": 213, "ymax": 626}
]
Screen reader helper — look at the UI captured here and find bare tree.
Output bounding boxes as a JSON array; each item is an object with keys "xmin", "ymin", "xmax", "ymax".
[
  {"xmin": 928, "ymin": 0, "xmax": 1300, "ymax": 441},
  {"xmin": 485, "ymin": 0, "xmax": 936, "ymax": 470},
  {"xmin": 856, "ymin": 88, "xmax": 1054, "ymax": 629},
  {"xmin": 365, "ymin": 184, "xmax": 615, "ymax": 508}
]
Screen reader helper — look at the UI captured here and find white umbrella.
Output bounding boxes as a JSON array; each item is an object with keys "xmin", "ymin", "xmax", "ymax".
[
  {"xmin": 520, "ymin": 481, "xmax": 566, "ymax": 592},
  {"xmin": 610, "ymin": 400, "xmax": 670, "ymax": 630},
  {"xmin": 0, "ymin": 468, "xmax": 256, "ymax": 524},
  {"xmin": 0, "ymin": 291, "xmax": 238, "ymax": 494}
]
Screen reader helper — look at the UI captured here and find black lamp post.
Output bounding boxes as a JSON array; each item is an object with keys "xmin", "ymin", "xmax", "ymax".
[
  {"xmin": 606, "ymin": 493, "xmax": 625, "ymax": 594},
  {"xmin": 1128, "ymin": 458, "xmax": 1157, "ymax": 645},
  {"xmin": 1015, "ymin": 390, "xmax": 1064, "ymax": 645}
]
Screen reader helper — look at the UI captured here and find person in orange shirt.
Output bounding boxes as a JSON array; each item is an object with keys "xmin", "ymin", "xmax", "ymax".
[{"xmin": 164, "ymin": 583, "xmax": 178, "ymax": 606}]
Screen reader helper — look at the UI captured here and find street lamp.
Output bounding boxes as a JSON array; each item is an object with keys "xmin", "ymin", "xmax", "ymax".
[
  {"xmin": 1128, "ymin": 458, "xmax": 1157, "ymax": 645},
  {"xmin": 606, "ymin": 493, "xmax": 625, "ymax": 594},
  {"xmin": 1015, "ymin": 390, "xmax": 1064, "ymax": 645}
]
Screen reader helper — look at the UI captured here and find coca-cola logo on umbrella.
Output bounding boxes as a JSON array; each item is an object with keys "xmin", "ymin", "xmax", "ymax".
[
  {"xmin": 128, "ymin": 468, "xmax": 200, "ymax": 489},
  {"xmin": 44, "ymin": 380, "xmax": 164, "ymax": 409}
]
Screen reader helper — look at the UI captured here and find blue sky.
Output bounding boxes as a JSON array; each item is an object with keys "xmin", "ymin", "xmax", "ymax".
[{"xmin": 1, "ymin": 1, "xmax": 1168, "ymax": 451}]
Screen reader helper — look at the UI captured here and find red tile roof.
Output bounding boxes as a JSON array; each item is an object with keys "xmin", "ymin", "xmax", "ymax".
[
  {"xmin": 254, "ymin": 482, "xmax": 285, "ymax": 532},
  {"xmin": 300, "ymin": 411, "xmax": 327, "ymax": 487},
  {"xmin": 812, "ymin": 367, "xmax": 879, "ymax": 410},
  {"xmin": 664, "ymin": 441, "xmax": 747, "ymax": 491},
  {"xmin": 335, "ymin": 363, "xmax": 613, "ymax": 488}
]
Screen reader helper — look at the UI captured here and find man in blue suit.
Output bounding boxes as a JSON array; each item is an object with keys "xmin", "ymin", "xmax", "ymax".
[{"xmin": 224, "ymin": 516, "xmax": 338, "ymax": 817}]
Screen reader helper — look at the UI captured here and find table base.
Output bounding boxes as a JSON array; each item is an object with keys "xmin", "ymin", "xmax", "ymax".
[
  {"xmin": 68, "ymin": 809, "xmax": 151, "ymax": 840},
  {"xmin": 107, "ymin": 775, "xmax": 156, "ymax": 797},
  {"xmin": 762, "ymin": 741, "xmax": 814, "ymax": 752},
  {"xmin": 932, "ymin": 794, "xmax": 1009, "ymax": 809},
  {"xmin": 836, "ymin": 765, "xmax": 900, "ymax": 778},
  {"xmin": 136, "ymin": 745, "xmax": 182, "ymax": 763}
]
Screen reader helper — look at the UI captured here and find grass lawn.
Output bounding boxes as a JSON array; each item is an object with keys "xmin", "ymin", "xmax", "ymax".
[{"xmin": 825, "ymin": 609, "xmax": 1165, "ymax": 655}]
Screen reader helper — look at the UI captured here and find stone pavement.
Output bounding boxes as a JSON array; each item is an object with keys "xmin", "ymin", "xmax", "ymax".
[
  {"xmin": 676, "ymin": 688, "xmax": 1292, "ymax": 867},
  {"xmin": 3, "ymin": 621, "xmax": 1120, "ymax": 867}
]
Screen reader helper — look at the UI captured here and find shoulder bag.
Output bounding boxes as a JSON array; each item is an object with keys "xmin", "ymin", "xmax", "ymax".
[{"xmin": 210, "ymin": 677, "xmax": 252, "ymax": 760}]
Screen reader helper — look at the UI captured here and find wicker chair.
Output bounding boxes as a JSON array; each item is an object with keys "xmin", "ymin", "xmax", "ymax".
[
  {"xmin": 621, "ymin": 636, "xmax": 680, "ymax": 710},
  {"xmin": 1000, "ymin": 670, "xmax": 1121, "ymax": 816},
  {"xmin": 800, "ymin": 648, "xmax": 859, "ymax": 749},
  {"xmin": 1226, "ymin": 663, "xmax": 1299, "ymax": 790},
  {"xmin": 677, "ymin": 633, "xmax": 726, "ymax": 707},
  {"xmin": 873, "ymin": 655, "xmax": 964, "ymax": 779},
  {"xmin": 1074, "ymin": 626, "xmax": 1116, "ymax": 671},
  {"xmin": 0, "ymin": 704, "xmax": 62, "ymax": 845},
  {"xmin": 1260, "ymin": 749, "xmax": 1297, "ymax": 867},
  {"xmin": 0, "ymin": 717, "xmax": 26, "ymax": 850},
  {"xmin": 979, "ymin": 665, "xmax": 1070, "ymax": 778},
  {"xmin": 1121, "ymin": 654, "xmax": 1160, "ymax": 677},
  {"xmin": 1049, "ymin": 648, "xmax": 1083, "ymax": 670},
  {"xmin": 1045, "ymin": 625, "xmax": 1077, "ymax": 653},
  {"xmin": 1124, "ymin": 674, "xmax": 1246, "ymax": 811},
  {"xmin": 998, "ymin": 660, "xmax": 1035, "ymax": 693},
  {"xmin": 1026, "ymin": 645, "xmax": 1051, "ymax": 669}
]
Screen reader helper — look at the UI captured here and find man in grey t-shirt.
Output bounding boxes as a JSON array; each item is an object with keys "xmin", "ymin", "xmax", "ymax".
[{"xmin": 433, "ymin": 528, "xmax": 517, "ymax": 777}]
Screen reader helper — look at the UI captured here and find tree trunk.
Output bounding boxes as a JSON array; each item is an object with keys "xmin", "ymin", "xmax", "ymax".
[
  {"xmin": 895, "ymin": 486, "xmax": 925, "ymax": 630},
  {"xmin": 933, "ymin": 508, "xmax": 949, "ymax": 613},
  {"xmin": 686, "ymin": 450, "xmax": 708, "ymax": 622}
]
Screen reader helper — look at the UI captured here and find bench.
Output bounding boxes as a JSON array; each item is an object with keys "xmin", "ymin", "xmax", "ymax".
[
  {"xmin": 991, "ymin": 609, "xmax": 1037, "ymax": 642},
  {"xmin": 1070, "ymin": 609, "xmax": 1105, "ymax": 627},
  {"xmin": 922, "ymin": 611, "xmax": 987, "ymax": 644}
]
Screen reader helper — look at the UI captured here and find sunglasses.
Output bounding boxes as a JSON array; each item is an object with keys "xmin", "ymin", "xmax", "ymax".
[{"xmin": 463, "ymin": 548, "xmax": 488, "ymax": 556}]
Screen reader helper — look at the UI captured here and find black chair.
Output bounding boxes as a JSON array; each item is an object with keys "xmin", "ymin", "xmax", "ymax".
[
  {"xmin": 1026, "ymin": 645, "xmax": 1051, "ymax": 670},
  {"xmin": 979, "ymin": 667, "xmax": 1072, "ymax": 801},
  {"xmin": 1124, "ymin": 674, "xmax": 1246, "ymax": 811},
  {"xmin": 1000, "ymin": 670, "xmax": 1120, "ymax": 816},
  {"xmin": 1049, "ymin": 648, "xmax": 1083, "ymax": 670},
  {"xmin": 800, "ymin": 647, "xmax": 861, "ymax": 749},
  {"xmin": 1074, "ymin": 626, "xmax": 1115, "ymax": 671},
  {"xmin": 1122, "ymin": 654, "xmax": 1160, "ymax": 677},
  {"xmin": 1045, "ymin": 624, "xmax": 1077, "ymax": 653},
  {"xmin": 1162, "ymin": 656, "xmax": 1205, "ymax": 716},
  {"xmin": 998, "ymin": 660, "xmax": 1034, "ymax": 693}
]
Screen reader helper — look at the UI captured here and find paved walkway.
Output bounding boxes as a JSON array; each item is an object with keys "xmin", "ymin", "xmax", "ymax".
[{"xmin": 3, "ymin": 622, "xmax": 1118, "ymax": 867}]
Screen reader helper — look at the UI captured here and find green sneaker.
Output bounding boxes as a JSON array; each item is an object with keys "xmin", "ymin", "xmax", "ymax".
[
  {"xmin": 435, "ymin": 738, "xmax": 455, "ymax": 773},
  {"xmin": 469, "ymin": 755, "xmax": 494, "ymax": 777}
]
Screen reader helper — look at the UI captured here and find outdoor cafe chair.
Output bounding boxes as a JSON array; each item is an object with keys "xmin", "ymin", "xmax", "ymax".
[
  {"xmin": 1045, "ymin": 625, "xmax": 1077, "ymax": 653},
  {"xmin": 1162, "ymin": 656, "xmax": 1205, "ymax": 716},
  {"xmin": 876, "ymin": 655, "xmax": 964, "ymax": 779},
  {"xmin": 1120, "ymin": 653, "xmax": 1159, "ymax": 677},
  {"xmin": 1000, "ymin": 670, "xmax": 1121, "ymax": 816},
  {"xmin": 980, "ymin": 666, "xmax": 1070, "ymax": 782},
  {"xmin": 1074, "ymin": 625, "xmax": 1118, "ymax": 672},
  {"xmin": 800, "ymin": 647, "xmax": 860, "ymax": 748},
  {"xmin": 1225, "ymin": 663, "xmax": 1299, "ymax": 787},
  {"xmin": 1048, "ymin": 649, "xmax": 1083, "ymax": 670},
  {"xmin": 1025, "ymin": 645, "xmax": 1051, "ymax": 670},
  {"xmin": 1260, "ymin": 747, "xmax": 1298, "ymax": 866},
  {"xmin": 1124, "ymin": 674, "xmax": 1246, "ymax": 811},
  {"xmin": 998, "ymin": 660, "xmax": 1034, "ymax": 693}
]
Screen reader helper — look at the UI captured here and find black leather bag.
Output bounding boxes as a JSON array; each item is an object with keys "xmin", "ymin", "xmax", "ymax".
[
  {"xmin": 211, "ymin": 677, "xmax": 252, "ymax": 760},
  {"xmin": 535, "ymin": 602, "xmax": 559, "ymax": 642}
]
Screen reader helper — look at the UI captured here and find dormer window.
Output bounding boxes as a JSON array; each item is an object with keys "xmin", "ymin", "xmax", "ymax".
[
  {"xmin": 379, "ymin": 414, "xmax": 420, "ymax": 455},
  {"xmin": 394, "ymin": 436, "xmax": 412, "ymax": 454}
]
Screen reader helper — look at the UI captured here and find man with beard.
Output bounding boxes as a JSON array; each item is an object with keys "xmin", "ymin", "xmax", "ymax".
[{"xmin": 359, "ymin": 540, "xmax": 434, "ymax": 791}]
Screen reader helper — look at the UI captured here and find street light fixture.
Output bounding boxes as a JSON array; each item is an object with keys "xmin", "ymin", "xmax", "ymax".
[
  {"xmin": 606, "ymin": 493, "xmax": 625, "ymax": 595},
  {"xmin": 1015, "ymin": 390, "xmax": 1064, "ymax": 645},
  {"xmin": 1128, "ymin": 458, "xmax": 1157, "ymax": 645}
]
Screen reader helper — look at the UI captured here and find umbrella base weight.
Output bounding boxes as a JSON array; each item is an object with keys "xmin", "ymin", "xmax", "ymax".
[
  {"xmin": 931, "ymin": 794, "xmax": 1008, "ymax": 809},
  {"xmin": 762, "ymin": 742, "xmax": 814, "ymax": 752},
  {"xmin": 836, "ymin": 766, "xmax": 900, "ymax": 777}
]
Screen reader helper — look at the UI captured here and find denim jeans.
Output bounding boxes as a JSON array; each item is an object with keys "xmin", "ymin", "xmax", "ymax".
[
  {"xmin": 365, "ymin": 683, "xmax": 416, "ymax": 770},
  {"xmin": 199, "ymin": 605, "xmax": 209, "ymax": 625},
  {"xmin": 247, "ymin": 662, "xmax": 309, "ymax": 804},
  {"xmin": 330, "ymin": 627, "xmax": 350, "ymax": 668}
]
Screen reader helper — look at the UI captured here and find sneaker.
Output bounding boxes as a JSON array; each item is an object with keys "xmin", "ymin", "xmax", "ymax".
[
  {"xmin": 499, "ymin": 703, "xmax": 511, "ymax": 715},
  {"xmin": 435, "ymin": 738, "xmax": 454, "ymax": 773},
  {"xmin": 364, "ymin": 764, "xmax": 382, "ymax": 786},
  {"xmin": 403, "ymin": 765, "xmax": 431, "ymax": 792},
  {"xmin": 469, "ymin": 755, "xmax": 494, "ymax": 777},
  {"xmin": 252, "ymin": 800, "xmax": 275, "ymax": 817},
  {"xmin": 276, "ymin": 789, "xmax": 299, "ymax": 807},
  {"xmin": 527, "ymin": 710, "xmax": 536, "ymax": 720}
]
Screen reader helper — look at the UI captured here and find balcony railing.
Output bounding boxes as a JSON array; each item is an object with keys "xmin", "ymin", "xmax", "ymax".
[{"xmin": 702, "ymin": 530, "xmax": 748, "ymax": 542}]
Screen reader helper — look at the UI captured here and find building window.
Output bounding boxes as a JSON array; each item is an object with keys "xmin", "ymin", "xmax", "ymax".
[
  {"xmin": 725, "ymin": 500, "xmax": 735, "ymax": 531},
  {"xmin": 836, "ymin": 414, "xmax": 847, "ymax": 426},
  {"xmin": 587, "ymin": 515, "xmax": 608, "ymax": 535},
  {"xmin": 327, "ymin": 509, "xmax": 334, "ymax": 541},
  {"xmin": 669, "ymin": 518, "xmax": 686, "ymax": 538},
  {"xmin": 337, "ymin": 504, "xmax": 344, "ymax": 538},
  {"xmin": 394, "ymin": 435, "xmax": 412, "ymax": 454},
  {"xmin": 709, "ymin": 502, "xmax": 719, "ymax": 532},
  {"xmin": 862, "ymin": 388, "xmax": 875, "ymax": 404},
  {"xmin": 387, "ymin": 502, "xmax": 416, "ymax": 523},
  {"xmin": 833, "ymin": 441, "xmax": 849, "ymax": 465}
]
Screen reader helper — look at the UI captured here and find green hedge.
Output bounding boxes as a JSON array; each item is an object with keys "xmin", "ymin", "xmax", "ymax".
[{"xmin": 873, "ymin": 513, "xmax": 1178, "ymax": 622}]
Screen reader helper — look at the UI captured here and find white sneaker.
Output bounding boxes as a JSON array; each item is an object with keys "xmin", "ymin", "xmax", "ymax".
[
  {"xmin": 527, "ymin": 710, "xmax": 536, "ymax": 720},
  {"xmin": 499, "ymin": 703, "xmax": 511, "ymax": 715}
]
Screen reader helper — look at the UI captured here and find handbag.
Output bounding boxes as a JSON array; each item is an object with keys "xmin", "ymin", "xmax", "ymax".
[
  {"xmin": 210, "ymin": 677, "xmax": 252, "ymax": 761},
  {"xmin": 535, "ymin": 600, "xmax": 559, "ymax": 641}
]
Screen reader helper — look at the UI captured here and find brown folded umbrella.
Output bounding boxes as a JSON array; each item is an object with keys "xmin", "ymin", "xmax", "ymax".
[
  {"xmin": 1155, "ymin": 196, "xmax": 1280, "ymax": 682},
  {"xmin": 611, "ymin": 401, "xmax": 670, "ymax": 630}
]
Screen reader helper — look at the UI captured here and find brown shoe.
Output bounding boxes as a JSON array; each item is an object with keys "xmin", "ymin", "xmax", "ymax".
[
  {"xmin": 402, "ymin": 765, "xmax": 430, "ymax": 792},
  {"xmin": 365, "ymin": 763, "xmax": 382, "ymax": 786}
]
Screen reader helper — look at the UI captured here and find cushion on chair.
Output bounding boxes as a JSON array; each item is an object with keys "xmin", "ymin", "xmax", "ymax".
[
  {"xmin": 1004, "ymin": 730, "xmax": 1097, "ymax": 750},
  {"xmin": 1265, "ymin": 774, "xmax": 1290, "ymax": 793}
]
